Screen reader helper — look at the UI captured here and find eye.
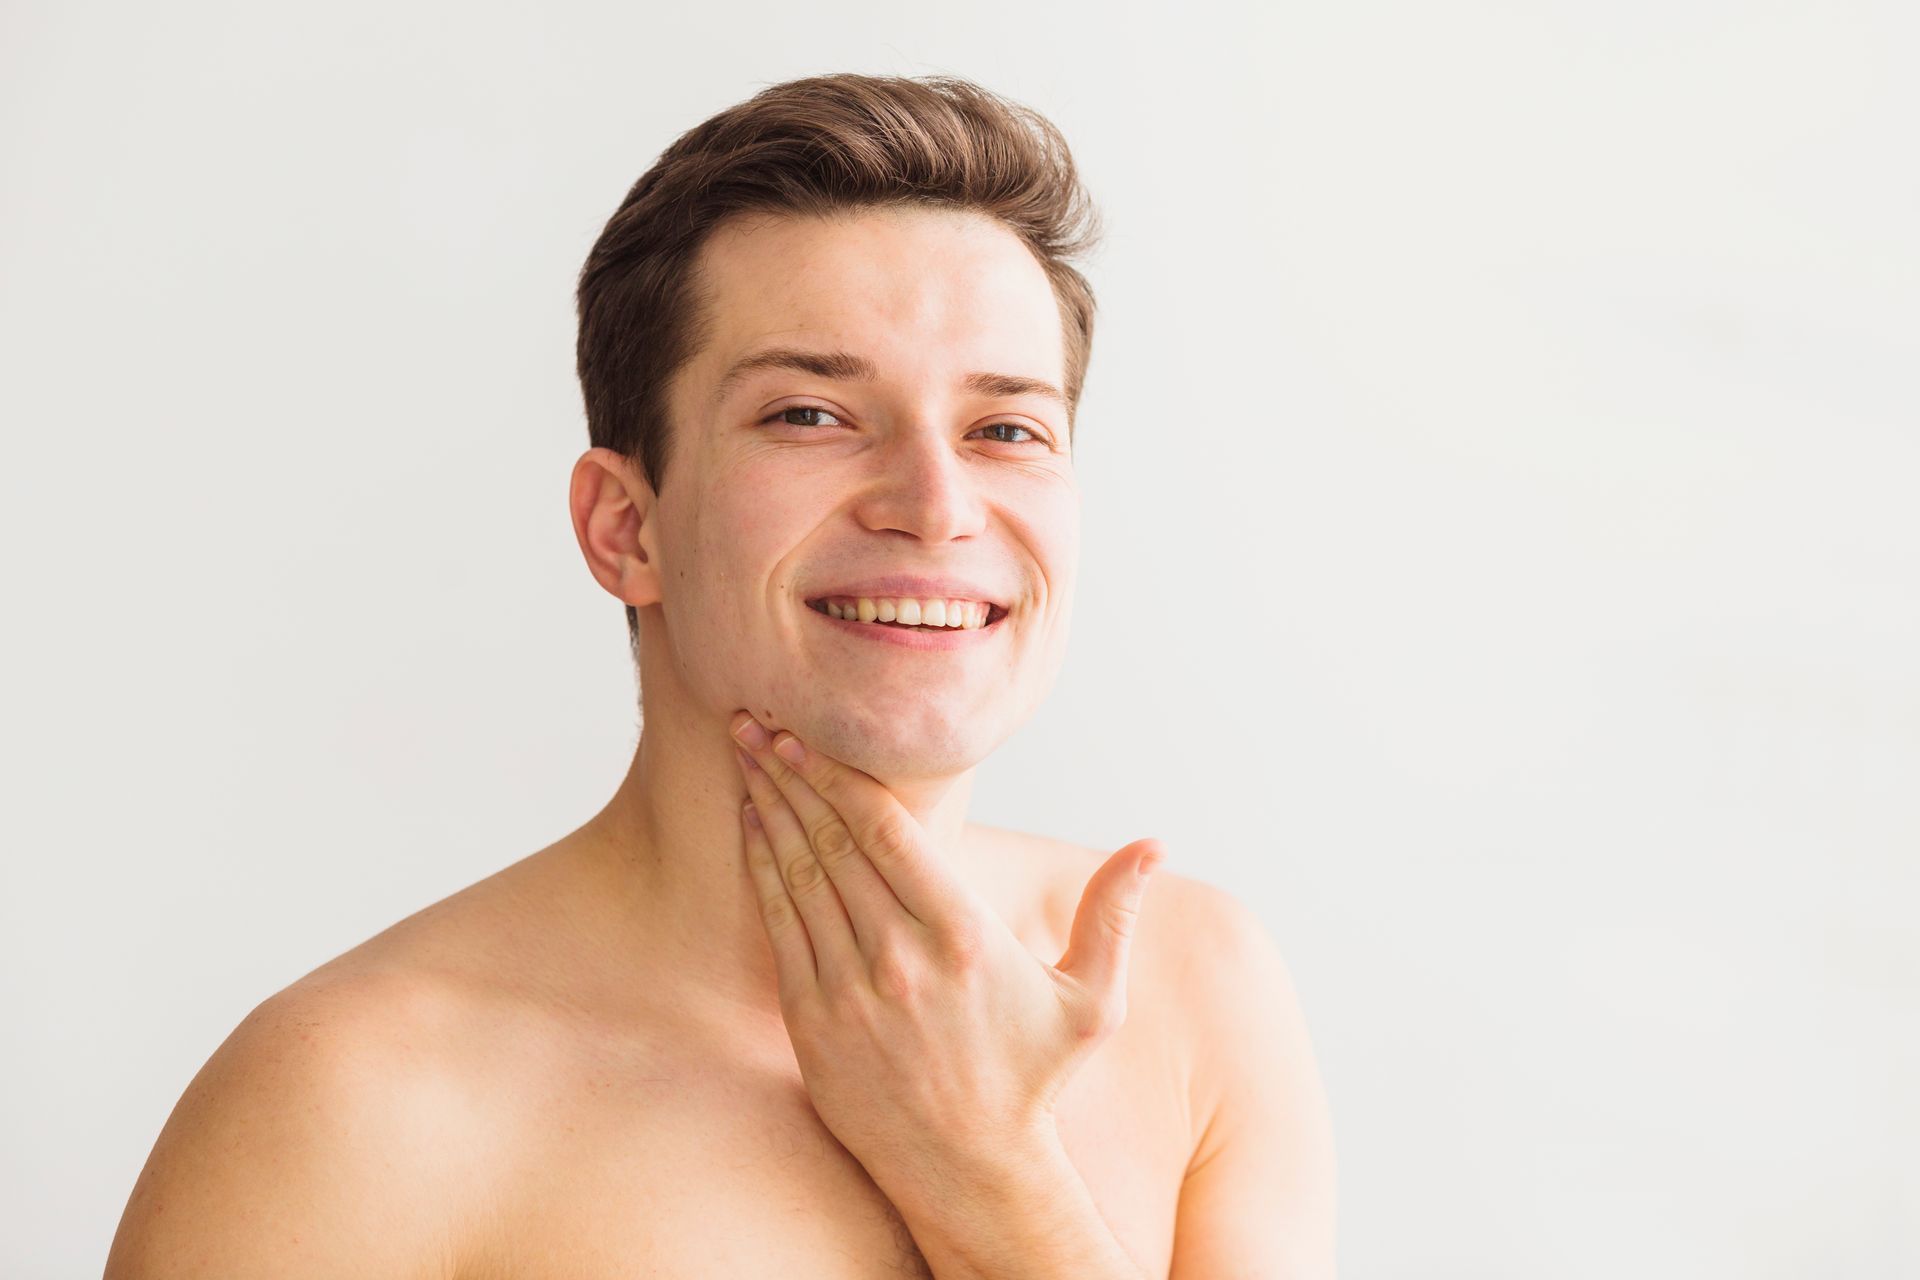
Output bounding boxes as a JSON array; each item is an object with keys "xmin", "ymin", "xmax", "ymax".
[
  {"xmin": 759, "ymin": 404, "xmax": 1054, "ymax": 448},
  {"xmin": 974, "ymin": 422, "xmax": 1048, "ymax": 446},
  {"xmin": 762, "ymin": 405, "xmax": 846, "ymax": 429}
]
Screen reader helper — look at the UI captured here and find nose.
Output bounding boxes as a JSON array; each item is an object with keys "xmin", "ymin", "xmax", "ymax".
[{"xmin": 853, "ymin": 427, "xmax": 990, "ymax": 543}]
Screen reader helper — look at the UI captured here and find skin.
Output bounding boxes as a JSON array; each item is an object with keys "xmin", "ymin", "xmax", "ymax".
[
  {"xmin": 723, "ymin": 709, "xmax": 1164, "ymax": 1238},
  {"xmin": 104, "ymin": 205, "xmax": 1337, "ymax": 1278}
]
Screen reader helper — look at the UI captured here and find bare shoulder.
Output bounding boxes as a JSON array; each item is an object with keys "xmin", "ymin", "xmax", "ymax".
[
  {"xmin": 993, "ymin": 823, "xmax": 1327, "ymax": 1127},
  {"xmin": 1105, "ymin": 862, "xmax": 1325, "ymax": 1141},
  {"xmin": 105, "ymin": 952, "xmax": 502, "ymax": 1278},
  {"xmin": 1149, "ymin": 874, "xmax": 1337, "ymax": 1277},
  {"xmin": 1145, "ymin": 870, "xmax": 1297, "ymax": 1004},
  {"xmin": 1018, "ymin": 829, "xmax": 1340, "ymax": 1274}
]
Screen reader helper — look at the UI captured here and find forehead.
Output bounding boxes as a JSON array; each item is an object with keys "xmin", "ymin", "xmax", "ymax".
[{"xmin": 683, "ymin": 206, "xmax": 1066, "ymax": 406}]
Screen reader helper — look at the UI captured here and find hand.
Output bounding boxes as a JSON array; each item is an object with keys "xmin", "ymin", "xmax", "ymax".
[{"xmin": 726, "ymin": 709, "xmax": 1165, "ymax": 1195}]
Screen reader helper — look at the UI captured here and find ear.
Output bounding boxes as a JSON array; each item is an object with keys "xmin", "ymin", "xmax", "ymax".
[{"xmin": 570, "ymin": 447, "xmax": 663, "ymax": 610}]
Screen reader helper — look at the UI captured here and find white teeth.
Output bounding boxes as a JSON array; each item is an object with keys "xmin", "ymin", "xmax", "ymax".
[{"xmin": 814, "ymin": 596, "xmax": 995, "ymax": 630}]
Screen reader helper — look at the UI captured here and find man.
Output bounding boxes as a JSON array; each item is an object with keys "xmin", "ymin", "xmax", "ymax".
[{"xmin": 106, "ymin": 73, "xmax": 1336, "ymax": 1278}]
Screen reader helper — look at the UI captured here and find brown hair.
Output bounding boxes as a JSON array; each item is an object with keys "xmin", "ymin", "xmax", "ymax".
[{"xmin": 573, "ymin": 72, "xmax": 1104, "ymax": 647}]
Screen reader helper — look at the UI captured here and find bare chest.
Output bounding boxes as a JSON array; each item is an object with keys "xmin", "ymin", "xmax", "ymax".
[{"xmin": 463, "ymin": 1017, "xmax": 1191, "ymax": 1279}]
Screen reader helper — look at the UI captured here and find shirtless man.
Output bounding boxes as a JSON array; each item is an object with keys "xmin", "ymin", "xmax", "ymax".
[{"xmin": 104, "ymin": 73, "xmax": 1336, "ymax": 1278}]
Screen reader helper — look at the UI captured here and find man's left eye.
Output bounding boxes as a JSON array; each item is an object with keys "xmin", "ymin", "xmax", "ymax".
[{"xmin": 760, "ymin": 406, "xmax": 1048, "ymax": 447}]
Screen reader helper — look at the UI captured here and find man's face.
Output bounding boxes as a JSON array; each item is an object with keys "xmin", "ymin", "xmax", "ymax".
[{"xmin": 647, "ymin": 205, "xmax": 1080, "ymax": 781}]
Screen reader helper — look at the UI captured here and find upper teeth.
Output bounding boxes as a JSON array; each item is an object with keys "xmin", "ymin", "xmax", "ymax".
[{"xmin": 819, "ymin": 597, "xmax": 993, "ymax": 629}]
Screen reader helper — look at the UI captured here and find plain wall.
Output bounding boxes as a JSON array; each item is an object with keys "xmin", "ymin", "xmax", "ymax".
[{"xmin": 2, "ymin": 1, "xmax": 1914, "ymax": 1275}]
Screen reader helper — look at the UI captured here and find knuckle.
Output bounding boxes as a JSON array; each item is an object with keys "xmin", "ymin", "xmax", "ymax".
[
  {"xmin": 784, "ymin": 851, "xmax": 826, "ymax": 892},
  {"xmin": 759, "ymin": 891, "xmax": 800, "ymax": 932},
  {"xmin": 1072, "ymin": 992, "xmax": 1124, "ymax": 1043},
  {"xmin": 869, "ymin": 940, "xmax": 923, "ymax": 1002},
  {"xmin": 811, "ymin": 821, "xmax": 858, "ymax": 866},
  {"xmin": 1102, "ymin": 899, "xmax": 1142, "ymax": 938},
  {"xmin": 938, "ymin": 920, "xmax": 988, "ymax": 971},
  {"xmin": 866, "ymin": 812, "xmax": 917, "ymax": 865}
]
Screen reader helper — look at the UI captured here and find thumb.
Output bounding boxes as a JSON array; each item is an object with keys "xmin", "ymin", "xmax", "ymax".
[{"xmin": 1056, "ymin": 839, "xmax": 1165, "ymax": 1011}]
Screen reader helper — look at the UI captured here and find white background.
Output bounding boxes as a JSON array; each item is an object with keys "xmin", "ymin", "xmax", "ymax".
[{"xmin": 3, "ymin": 2, "xmax": 1914, "ymax": 1276}]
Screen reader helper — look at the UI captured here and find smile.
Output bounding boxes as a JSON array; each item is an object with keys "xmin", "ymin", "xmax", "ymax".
[
  {"xmin": 804, "ymin": 597, "xmax": 1008, "ymax": 649},
  {"xmin": 806, "ymin": 595, "xmax": 1003, "ymax": 630}
]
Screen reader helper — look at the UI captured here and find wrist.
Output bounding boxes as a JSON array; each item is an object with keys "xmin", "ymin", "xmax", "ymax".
[
  {"xmin": 885, "ymin": 1123, "xmax": 1141, "ymax": 1280},
  {"xmin": 902, "ymin": 1116, "xmax": 1069, "ymax": 1221}
]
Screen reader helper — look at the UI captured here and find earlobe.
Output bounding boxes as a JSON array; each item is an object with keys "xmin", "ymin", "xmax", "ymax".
[{"xmin": 570, "ymin": 447, "xmax": 664, "ymax": 609}]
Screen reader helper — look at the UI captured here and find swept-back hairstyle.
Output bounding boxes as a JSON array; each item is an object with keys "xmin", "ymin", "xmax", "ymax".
[{"xmin": 574, "ymin": 72, "xmax": 1104, "ymax": 648}]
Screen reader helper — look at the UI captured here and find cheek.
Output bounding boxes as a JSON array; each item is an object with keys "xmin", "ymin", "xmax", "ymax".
[
  {"xmin": 686, "ymin": 478, "xmax": 800, "ymax": 587},
  {"xmin": 706, "ymin": 462, "xmax": 826, "ymax": 553},
  {"xmin": 1016, "ymin": 482, "xmax": 1081, "ymax": 587},
  {"xmin": 673, "ymin": 479, "xmax": 817, "ymax": 653}
]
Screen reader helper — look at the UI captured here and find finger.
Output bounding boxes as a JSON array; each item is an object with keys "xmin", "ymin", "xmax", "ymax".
[
  {"xmin": 761, "ymin": 726, "xmax": 972, "ymax": 934},
  {"xmin": 734, "ymin": 723, "xmax": 913, "ymax": 956},
  {"xmin": 1058, "ymin": 839, "xmax": 1164, "ymax": 1010},
  {"xmin": 739, "ymin": 796, "xmax": 817, "ymax": 997},
  {"xmin": 735, "ymin": 745, "xmax": 863, "ymax": 988}
]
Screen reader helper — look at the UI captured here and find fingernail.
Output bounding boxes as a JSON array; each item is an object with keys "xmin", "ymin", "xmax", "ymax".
[
  {"xmin": 774, "ymin": 735, "xmax": 806, "ymax": 765},
  {"xmin": 732, "ymin": 715, "xmax": 770, "ymax": 749},
  {"xmin": 742, "ymin": 799, "xmax": 761, "ymax": 828}
]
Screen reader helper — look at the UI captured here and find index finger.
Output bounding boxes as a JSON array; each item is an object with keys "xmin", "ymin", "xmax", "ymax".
[{"xmin": 769, "ymin": 732, "xmax": 973, "ymax": 932}]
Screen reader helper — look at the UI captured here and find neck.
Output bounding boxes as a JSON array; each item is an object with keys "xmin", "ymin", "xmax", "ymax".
[{"xmin": 576, "ymin": 683, "xmax": 983, "ymax": 1034}]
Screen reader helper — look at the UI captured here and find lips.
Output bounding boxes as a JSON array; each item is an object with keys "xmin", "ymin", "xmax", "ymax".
[{"xmin": 805, "ymin": 600, "xmax": 1006, "ymax": 647}]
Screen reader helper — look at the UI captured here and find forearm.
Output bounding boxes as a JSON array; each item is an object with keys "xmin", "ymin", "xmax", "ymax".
[{"xmin": 888, "ymin": 1129, "xmax": 1151, "ymax": 1280}]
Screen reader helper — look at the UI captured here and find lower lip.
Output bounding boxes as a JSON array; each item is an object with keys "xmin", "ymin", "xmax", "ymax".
[{"xmin": 806, "ymin": 606, "xmax": 1005, "ymax": 650}]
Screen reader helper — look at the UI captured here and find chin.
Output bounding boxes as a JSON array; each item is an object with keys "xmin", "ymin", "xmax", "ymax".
[{"xmin": 785, "ymin": 701, "xmax": 995, "ymax": 779}]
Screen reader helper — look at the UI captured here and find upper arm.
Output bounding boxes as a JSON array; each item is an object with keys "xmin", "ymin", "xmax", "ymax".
[
  {"xmin": 1167, "ymin": 882, "xmax": 1337, "ymax": 1280},
  {"xmin": 105, "ymin": 978, "xmax": 468, "ymax": 1280}
]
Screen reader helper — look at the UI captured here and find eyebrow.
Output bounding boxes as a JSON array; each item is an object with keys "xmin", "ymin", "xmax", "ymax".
[{"xmin": 712, "ymin": 346, "xmax": 1068, "ymax": 411}]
